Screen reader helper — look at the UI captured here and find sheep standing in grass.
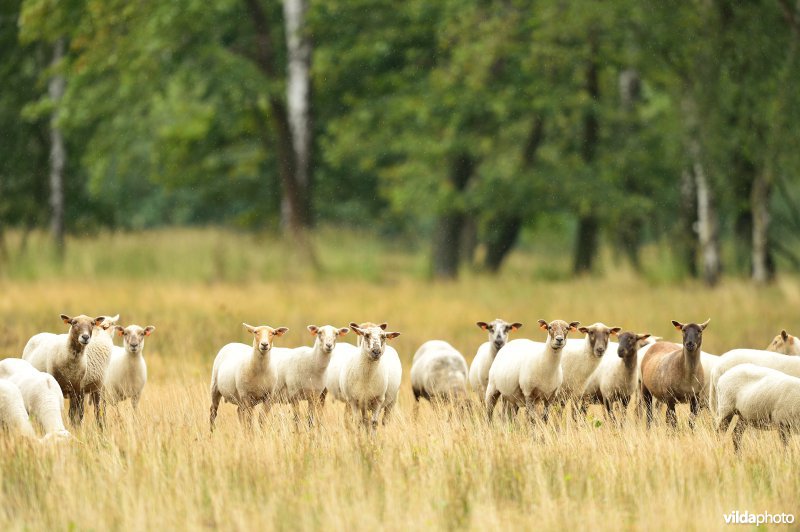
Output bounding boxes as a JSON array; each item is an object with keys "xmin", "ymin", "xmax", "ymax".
[
  {"xmin": 558, "ymin": 323, "xmax": 620, "ymax": 416},
  {"xmin": 0, "ymin": 380, "xmax": 36, "ymax": 439},
  {"xmin": 469, "ymin": 319, "xmax": 522, "ymax": 399},
  {"xmin": 80, "ymin": 314, "xmax": 119, "ymax": 427},
  {"xmin": 2, "ymin": 364, "xmax": 71, "ymax": 441},
  {"xmin": 209, "ymin": 323, "xmax": 289, "ymax": 431},
  {"xmin": 640, "ymin": 319, "xmax": 709, "ymax": 429},
  {"xmin": 582, "ymin": 331, "xmax": 651, "ymax": 424},
  {"xmin": 104, "ymin": 325, "xmax": 155, "ymax": 410},
  {"xmin": 485, "ymin": 319, "xmax": 580, "ymax": 424},
  {"xmin": 410, "ymin": 340, "xmax": 468, "ymax": 413},
  {"xmin": 339, "ymin": 324, "xmax": 401, "ymax": 431},
  {"xmin": 766, "ymin": 330, "xmax": 800, "ymax": 355},
  {"xmin": 23, "ymin": 314, "xmax": 104, "ymax": 426},
  {"xmin": 272, "ymin": 324, "xmax": 349, "ymax": 426},
  {"xmin": 716, "ymin": 364, "xmax": 800, "ymax": 452}
]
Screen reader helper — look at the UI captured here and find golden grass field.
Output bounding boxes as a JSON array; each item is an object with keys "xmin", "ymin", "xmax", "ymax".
[{"xmin": 0, "ymin": 229, "xmax": 799, "ymax": 530}]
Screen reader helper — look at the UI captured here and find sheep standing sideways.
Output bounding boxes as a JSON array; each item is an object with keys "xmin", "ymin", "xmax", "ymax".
[
  {"xmin": 582, "ymin": 331, "xmax": 651, "ymax": 424},
  {"xmin": 338, "ymin": 324, "xmax": 401, "ymax": 431},
  {"xmin": 271, "ymin": 324, "xmax": 349, "ymax": 426},
  {"xmin": 2, "ymin": 363, "xmax": 71, "ymax": 441},
  {"xmin": 209, "ymin": 323, "xmax": 289, "ymax": 431},
  {"xmin": 22, "ymin": 314, "xmax": 105, "ymax": 426},
  {"xmin": 104, "ymin": 325, "xmax": 155, "ymax": 410},
  {"xmin": 80, "ymin": 314, "xmax": 120, "ymax": 427},
  {"xmin": 640, "ymin": 319, "xmax": 709, "ymax": 429},
  {"xmin": 766, "ymin": 330, "xmax": 800, "ymax": 355},
  {"xmin": 468, "ymin": 319, "xmax": 523, "ymax": 399},
  {"xmin": 558, "ymin": 323, "xmax": 620, "ymax": 415},
  {"xmin": 485, "ymin": 319, "xmax": 580, "ymax": 424},
  {"xmin": 716, "ymin": 364, "xmax": 800, "ymax": 452},
  {"xmin": 709, "ymin": 348, "xmax": 800, "ymax": 415},
  {"xmin": 0, "ymin": 380, "xmax": 36, "ymax": 439},
  {"xmin": 410, "ymin": 340, "xmax": 469, "ymax": 412}
]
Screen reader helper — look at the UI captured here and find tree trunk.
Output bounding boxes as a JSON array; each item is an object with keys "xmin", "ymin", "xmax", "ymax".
[
  {"xmin": 678, "ymin": 169, "xmax": 698, "ymax": 277},
  {"xmin": 693, "ymin": 152, "xmax": 721, "ymax": 286},
  {"xmin": 282, "ymin": 0, "xmax": 312, "ymax": 230},
  {"xmin": 431, "ymin": 154, "xmax": 474, "ymax": 279},
  {"xmin": 573, "ymin": 214, "xmax": 600, "ymax": 274},
  {"xmin": 49, "ymin": 37, "xmax": 66, "ymax": 259},
  {"xmin": 751, "ymin": 170, "xmax": 773, "ymax": 284}
]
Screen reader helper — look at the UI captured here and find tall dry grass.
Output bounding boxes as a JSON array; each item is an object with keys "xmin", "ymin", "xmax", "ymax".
[{"xmin": 0, "ymin": 229, "xmax": 798, "ymax": 530}]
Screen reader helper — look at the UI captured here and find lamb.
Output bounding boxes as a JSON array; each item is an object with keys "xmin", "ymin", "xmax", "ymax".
[
  {"xmin": 104, "ymin": 324, "xmax": 155, "ymax": 409},
  {"xmin": 271, "ymin": 324, "xmax": 349, "ymax": 426},
  {"xmin": 557, "ymin": 323, "xmax": 620, "ymax": 412},
  {"xmin": 640, "ymin": 319, "xmax": 709, "ymax": 428},
  {"xmin": 468, "ymin": 319, "xmax": 522, "ymax": 399},
  {"xmin": 410, "ymin": 340, "xmax": 469, "ymax": 411},
  {"xmin": 709, "ymin": 348, "xmax": 800, "ymax": 415},
  {"xmin": 715, "ymin": 363, "xmax": 800, "ymax": 452},
  {"xmin": 338, "ymin": 324, "xmax": 401, "ymax": 431},
  {"xmin": 766, "ymin": 330, "xmax": 800, "ymax": 355},
  {"xmin": 209, "ymin": 323, "xmax": 289, "ymax": 431},
  {"xmin": 2, "ymin": 365, "xmax": 71, "ymax": 441},
  {"xmin": 22, "ymin": 314, "xmax": 104, "ymax": 426},
  {"xmin": 485, "ymin": 319, "xmax": 580, "ymax": 424},
  {"xmin": 582, "ymin": 331, "xmax": 651, "ymax": 424},
  {"xmin": 0, "ymin": 379, "xmax": 36, "ymax": 439},
  {"xmin": 80, "ymin": 313, "xmax": 120, "ymax": 426}
]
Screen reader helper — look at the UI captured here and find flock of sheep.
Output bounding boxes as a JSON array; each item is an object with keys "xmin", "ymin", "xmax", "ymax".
[{"xmin": 1, "ymin": 313, "xmax": 799, "ymax": 452}]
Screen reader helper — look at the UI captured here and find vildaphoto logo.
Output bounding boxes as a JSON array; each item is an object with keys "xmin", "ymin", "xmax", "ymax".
[{"xmin": 723, "ymin": 511, "xmax": 795, "ymax": 525}]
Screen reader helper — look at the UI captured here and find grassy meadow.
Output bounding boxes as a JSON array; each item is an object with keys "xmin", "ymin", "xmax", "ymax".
[{"xmin": 0, "ymin": 228, "xmax": 799, "ymax": 530}]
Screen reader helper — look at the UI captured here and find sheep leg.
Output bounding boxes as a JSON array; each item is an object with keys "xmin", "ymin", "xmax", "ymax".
[
  {"xmin": 665, "ymin": 401, "xmax": 677, "ymax": 429},
  {"xmin": 319, "ymin": 388, "xmax": 328, "ymax": 408},
  {"xmin": 92, "ymin": 391, "xmax": 105, "ymax": 430},
  {"xmin": 779, "ymin": 424, "xmax": 791, "ymax": 448},
  {"xmin": 382, "ymin": 401, "xmax": 394, "ymax": 426},
  {"xmin": 717, "ymin": 412, "xmax": 734, "ymax": 434},
  {"xmin": 642, "ymin": 388, "xmax": 654, "ymax": 429},
  {"xmin": 732, "ymin": 419, "xmax": 746, "ymax": 453},
  {"xmin": 524, "ymin": 395, "xmax": 537, "ymax": 426},
  {"xmin": 688, "ymin": 396, "xmax": 699, "ymax": 431},
  {"xmin": 485, "ymin": 389, "xmax": 501, "ymax": 422},
  {"xmin": 541, "ymin": 399, "xmax": 551, "ymax": 425},
  {"xmin": 370, "ymin": 400, "xmax": 382, "ymax": 433},
  {"xmin": 131, "ymin": 394, "xmax": 140, "ymax": 411},
  {"xmin": 209, "ymin": 388, "xmax": 222, "ymax": 432},
  {"xmin": 604, "ymin": 398, "xmax": 617, "ymax": 425},
  {"xmin": 619, "ymin": 396, "xmax": 631, "ymax": 427},
  {"xmin": 290, "ymin": 399, "xmax": 301, "ymax": 429},
  {"xmin": 68, "ymin": 392, "xmax": 85, "ymax": 427},
  {"xmin": 307, "ymin": 396, "xmax": 320, "ymax": 428},
  {"xmin": 238, "ymin": 404, "xmax": 254, "ymax": 430}
]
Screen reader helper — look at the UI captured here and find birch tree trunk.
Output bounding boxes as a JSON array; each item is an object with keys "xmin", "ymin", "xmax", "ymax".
[
  {"xmin": 49, "ymin": 37, "xmax": 66, "ymax": 259},
  {"xmin": 750, "ymin": 171, "xmax": 772, "ymax": 283},
  {"xmin": 693, "ymin": 150, "xmax": 721, "ymax": 286}
]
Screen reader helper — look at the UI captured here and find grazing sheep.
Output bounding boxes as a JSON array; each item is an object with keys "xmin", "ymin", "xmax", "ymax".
[
  {"xmin": 640, "ymin": 319, "xmax": 709, "ymax": 429},
  {"xmin": 485, "ymin": 319, "xmax": 580, "ymax": 425},
  {"xmin": 716, "ymin": 364, "xmax": 800, "ymax": 452},
  {"xmin": 709, "ymin": 348, "xmax": 800, "ymax": 415},
  {"xmin": 338, "ymin": 324, "xmax": 401, "ymax": 431},
  {"xmin": 104, "ymin": 325, "xmax": 155, "ymax": 409},
  {"xmin": 410, "ymin": 340, "xmax": 468, "ymax": 411},
  {"xmin": 209, "ymin": 323, "xmax": 289, "ymax": 431},
  {"xmin": 0, "ymin": 380, "xmax": 36, "ymax": 439},
  {"xmin": 271, "ymin": 324, "xmax": 349, "ymax": 426},
  {"xmin": 22, "ymin": 314, "xmax": 104, "ymax": 426},
  {"xmin": 3, "ymin": 366, "xmax": 71, "ymax": 441},
  {"xmin": 582, "ymin": 331, "xmax": 651, "ymax": 424},
  {"xmin": 558, "ymin": 323, "xmax": 620, "ymax": 413},
  {"xmin": 80, "ymin": 314, "xmax": 120, "ymax": 427},
  {"xmin": 468, "ymin": 319, "xmax": 522, "ymax": 399},
  {"xmin": 766, "ymin": 330, "xmax": 800, "ymax": 355}
]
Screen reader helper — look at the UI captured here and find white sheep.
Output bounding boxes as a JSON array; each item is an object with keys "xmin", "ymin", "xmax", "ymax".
[
  {"xmin": 0, "ymin": 380, "xmax": 36, "ymax": 439},
  {"xmin": 410, "ymin": 340, "xmax": 469, "ymax": 411},
  {"xmin": 558, "ymin": 323, "xmax": 620, "ymax": 414},
  {"xmin": 468, "ymin": 319, "xmax": 522, "ymax": 399},
  {"xmin": 582, "ymin": 331, "xmax": 651, "ymax": 424},
  {"xmin": 2, "ymin": 363, "xmax": 71, "ymax": 441},
  {"xmin": 22, "ymin": 314, "xmax": 104, "ymax": 426},
  {"xmin": 271, "ymin": 324, "xmax": 349, "ymax": 426},
  {"xmin": 766, "ymin": 329, "xmax": 800, "ymax": 355},
  {"xmin": 338, "ymin": 324, "xmax": 401, "ymax": 431},
  {"xmin": 80, "ymin": 313, "xmax": 120, "ymax": 426},
  {"xmin": 104, "ymin": 324, "xmax": 155, "ymax": 409},
  {"xmin": 485, "ymin": 319, "xmax": 580, "ymax": 424},
  {"xmin": 709, "ymin": 348, "xmax": 800, "ymax": 415},
  {"xmin": 209, "ymin": 323, "xmax": 288, "ymax": 430},
  {"xmin": 321, "ymin": 342, "xmax": 359, "ymax": 406},
  {"xmin": 715, "ymin": 363, "xmax": 800, "ymax": 452}
]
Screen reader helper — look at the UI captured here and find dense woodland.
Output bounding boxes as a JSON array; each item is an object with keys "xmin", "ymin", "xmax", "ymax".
[{"xmin": 2, "ymin": 0, "xmax": 800, "ymax": 282}]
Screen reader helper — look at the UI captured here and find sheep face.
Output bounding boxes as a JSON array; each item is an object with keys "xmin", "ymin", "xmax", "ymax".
[
  {"xmin": 351, "ymin": 325, "xmax": 400, "ymax": 361},
  {"xmin": 767, "ymin": 330, "xmax": 800, "ymax": 356},
  {"xmin": 577, "ymin": 323, "xmax": 621, "ymax": 357},
  {"xmin": 476, "ymin": 319, "xmax": 522, "ymax": 351},
  {"xmin": 616, "ymin": 331, "xmax": 651, "ymax": 359},
  {"xmin": 61, "ymin": 314, "xmax": 105, "ymax": 346},
  {"xmin": 671, "ymin": 319, "xmax": 710, "ymax": 353},
  {"xmin": 537, "ymin": 319, "xmax": 580, "ymax": 350},
  {"xmin": 115, "ymin": 325, "xmax": 156, "ymax": 354},
  {"xmin": 308, "ymin": 325, "xmax": 349, "ymax": 354},
  {"xmin": 243, "ymin": 323, "xmax": 289, "ymax": 354}
]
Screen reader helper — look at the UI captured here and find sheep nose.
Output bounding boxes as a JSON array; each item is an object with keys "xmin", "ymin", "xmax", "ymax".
[
  {"xmin": 596, "ymin": 346, "xmax": 605, "ymax": 354},
  {"xmin": 325, "ymin": 343, "xmax": 333, "ymax": 351},
  {"xmin": 555, "ymin": 336, "xmax": 564, "ymax": 343},
  {"xmin": 494, "ymin": 340, "xmax": 504, "ymax": 348},
  {"xmin": 371, "ymin": 348, "xmax": 381, "ymax": 357},
  {"xmin": 80, "ymin": 334, "xmax": 90, "ymax": 343},
  {"xmin": 260, "ymin": 342, "xmax": 269, "ymax": 350}
]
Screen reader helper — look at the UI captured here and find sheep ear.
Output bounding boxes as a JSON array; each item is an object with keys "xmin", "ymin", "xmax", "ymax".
[
  {"xmin": 568, "ymin": 321, "xmax": 580, "ymax": 331},
  {"xmin": 610, "ymin": 327, "xmax": 622, "ymax": 336},
  {"xmin": 578, "ymin": 327, "xmax": 589, "ymax": 334},
  {"xmin": 114, "ymin": 326, "xmax": 125, "ymax": 337},
  {"xmin": 349, "ymin": 322, "xmax": 360, "ymax": 330},
  {"xmin": 108, "ymin": 314, "xmax": 120, "ymax": 323},
  {"xmin": 384, "ymin": 332, "xmax": 400, "ymax": 340},
  {"xmin": 538, "ymin": 319, "xmax": 548, "ymax": 330},
  {"xmin": 273, "ymin": 327, "xmax": 289, "ymax": 336},
  {"xmin": 338, "ymin": 328, "xmax": 350, "ymax": 336},
  {"xmin": 350, "ymin": 325, "xmax": 366, "ymax": 337},
  {"xmin": 699, "ymin": 318, "xmax": 710, "ymax": 331},
  {"xmin": 60, "ymin": 314, "xmax": 72, "ymax": 324},
  {"xmin": 638, "ymin": 333, "xmax": 651, "ymax": 341},
  {"xmin": 93, "ymin": 317, "xmax": 105, "ymax": 326},
  {"xmin": 378, "ymin": 323, "xmax": 388, "ymax": 330},
  {"xmin": 476, "ymin": 322, "xmax": 488, "ymax": 331},
  {"xmin": 781, "ymin": 329, "xmax": 789, "ymax": 341},
  {"xmin": 671, "ymin": 320, "xmax": 683, "ymax": 331},
  {"xmin": 144, "ymin": 326, "xmax": 155, "ymax": 336},
  {"xmin": 243, "ymin": 323, "xmax": 256, "ymax": 334},
  {"xmin": 307, "ymin": 325, "xmax": 319, "ymax": 335},
  {"xmin": 510, "ymin": 322, "xmax": 522, "ymax": 331}
]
